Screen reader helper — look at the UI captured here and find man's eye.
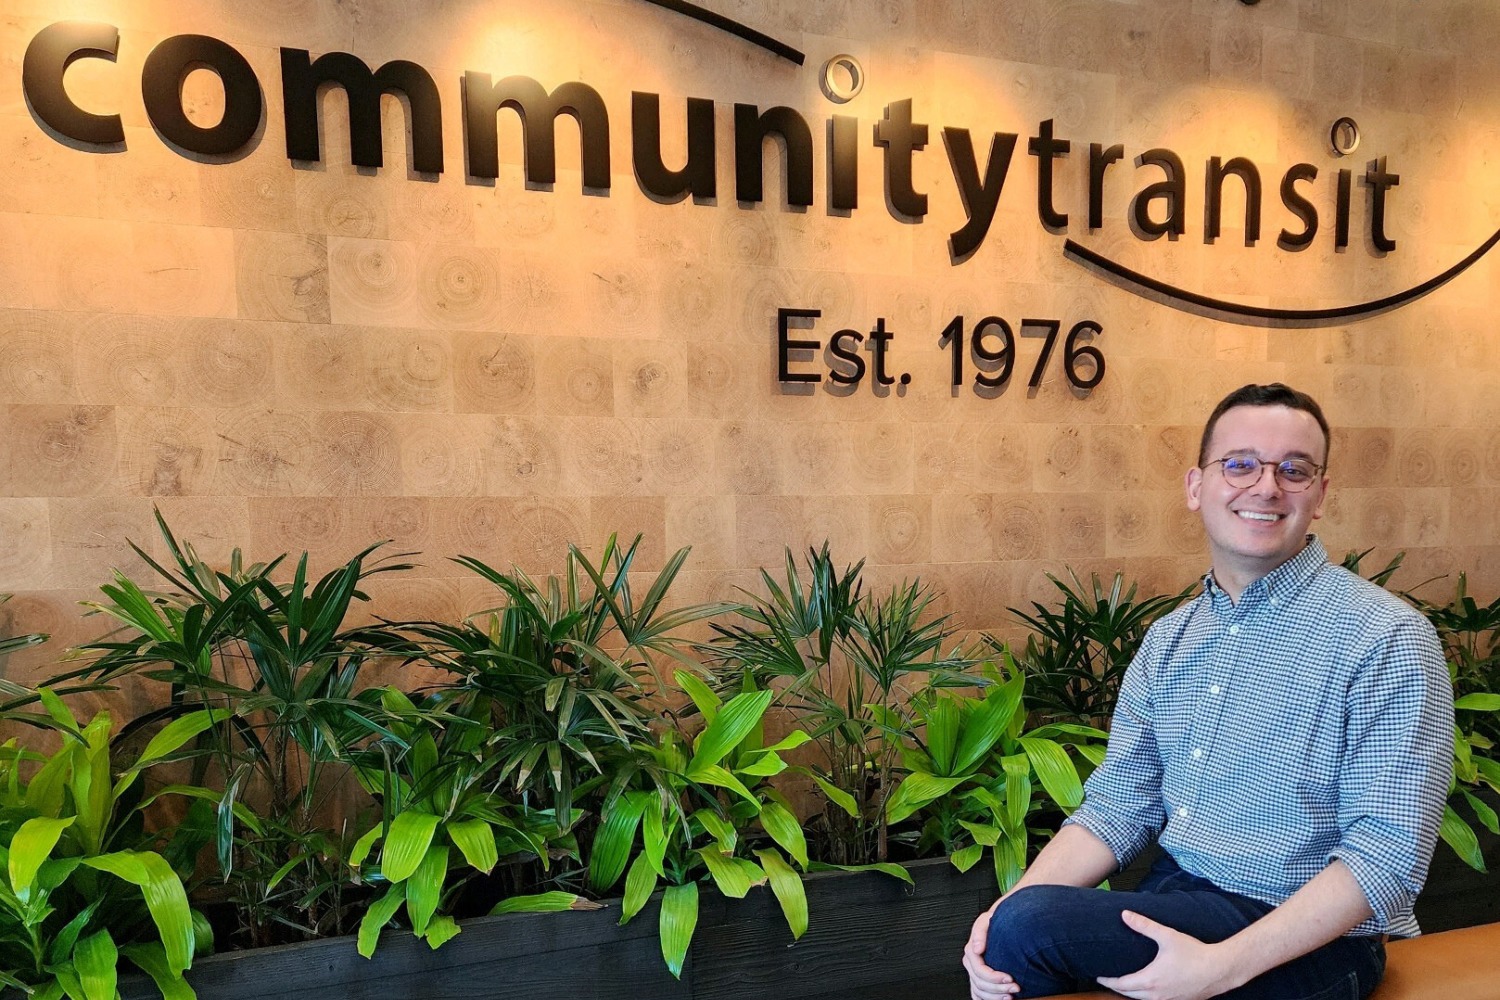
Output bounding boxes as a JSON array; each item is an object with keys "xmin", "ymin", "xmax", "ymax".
[
  {"xmin": 1279, "ymin": 463, "xmax": 1313, "ymax": 482},
  {"xmin": 1223, "ymin": 457, "xmax": 1258, "ymax": 473}
]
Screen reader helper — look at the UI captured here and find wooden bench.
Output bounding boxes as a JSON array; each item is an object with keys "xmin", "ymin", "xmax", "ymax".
[{"xmin": 1044, "ymin": 921, "xmax": 1500, "ymax": 999}]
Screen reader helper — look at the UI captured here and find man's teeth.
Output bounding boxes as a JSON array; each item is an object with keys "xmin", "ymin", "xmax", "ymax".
[{"xmin": 1237, "ymin": 511, "xmax": 1283, "ymax": 522}]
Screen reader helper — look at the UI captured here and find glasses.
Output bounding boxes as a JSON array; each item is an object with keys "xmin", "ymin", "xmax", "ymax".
[{"xmin": 1206, "ymin": 455, "xmax": 1324, "ymax": 492}]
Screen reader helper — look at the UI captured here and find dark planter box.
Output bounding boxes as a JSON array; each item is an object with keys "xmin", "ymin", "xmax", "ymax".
[
  {"xmin": 119, "ymin": 857, "xmax": 993, "ymax": 1000},
  {"xmin": 113, "ymin": 832, "xmax": 1499, "ymax": 1000}
]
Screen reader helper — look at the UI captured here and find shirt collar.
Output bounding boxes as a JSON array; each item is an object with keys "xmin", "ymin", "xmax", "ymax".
[{"xmin": 1202, "ymin": 535, "xmax": 1328, "ymax": 609}]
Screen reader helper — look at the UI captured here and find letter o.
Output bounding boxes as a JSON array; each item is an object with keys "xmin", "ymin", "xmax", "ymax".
[{"xmin": 142, "ymin": 34, "xmax": 262, "ymax": 156}]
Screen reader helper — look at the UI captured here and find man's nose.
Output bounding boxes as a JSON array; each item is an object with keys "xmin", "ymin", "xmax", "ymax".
[{"xmin": 1246, "ymin": 461, "xmax": 1284, "ymax": 494}]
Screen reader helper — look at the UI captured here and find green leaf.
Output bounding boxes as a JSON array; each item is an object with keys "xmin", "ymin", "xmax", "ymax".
[
  {"xmin": 958, "ymin": 819, "xmax": 1001, "ymax": 848},
  {"xmin": 132, "ymin": 709, "xmax": 231, "ymax": 770},
  {"xmin": 358, "ymin": 884, "xmax": 406, "ymax": 958},
  {"xmin": 951, "ymin": 843, "xmax": 984, "ymax": 872},
  {"xmin": 659, "ymin": 882, "xmax": 699, "ymax": 979},
  {"xmin": 120, "ymin": 942, "xmax": 196, "ymax": 1000},
  {"xmin": 621, "ymin": 852, "xmax": 659, "ymax": 924},
  {"xmin": 886, "ymin": 772, "xmax": 967, "ymax": 825},
  {"xmin": 808, "ymin": 860, "xmax": 913, "ymax": 883},
  {"xmin": 925, "ymin": 697, "xmax": 961, "ymax": 776},
  {"xmin": 447, "ymin": 819, "xmax": 499, "ymax": 874},
  {"xmin": 801, "ymin": 769, "xmax": 859, "ymax": 818},
  {"xmin": 48, "ymin": 898, "xmax": 101, "ymax": 967},
  {"xmin": 1455, "ymin": 694, "xmax": 1500, "ymax": 712},
  {"xmin": 758, "ymin": 800, "xmax": 809, "ymax": 868},
  {"xmin": 1463, "ymin": 790, "xmax": 1500, "ymax": 836},
  {"xmin": 1000, "ymin": 754, "xmax": 1032, "ymax": 832},
  {"xmin": 698, "ymin": 847, "xmax": 758, "ymax": 898},
  {"xmin": 381, "ymin": 811, "xmax": 441, "ymax": 884},
  {"xmin": 348, "ymin": 823, "xmax": 383, "ymax": 869},
  {"xmin": 25, "ymin": 747, "xmax": 72, "ymax": 818},
  {"xmin": 994, "ymin": 831, "xmax": 1024, "ymax": 891},
  {"xmin": 81, "ymin": 851, "xmax": 194, "ymax": 975},
  {"xmin": 673, "ymin": 670, "xmax": 722, "ymax": 723},
  {"xmin": 759, "ymin": 729, "xmax": 813, "ymax": 755},
  {"xmin": 74, "ymin": 929, "xmax": 119, "ymax": 1000},
  {"xmin": 1075, "ymin": 743, "xmax": 1108, "ymax": 768},
  {"xmin": 694, "ymin": 809, "xmax": 737, "ymax": 854},
  {"xmin": 755, "ymin": 848, "xmax": 808, "ymax": 939},
  {"xmin": 423, "ymin": 915, "xmax": 462, "ymax": 949},
  {"xmin": 954, "ymin": 677, "xmax": 1024, "ymax": 774},
  {"xmin": 1021, "ymin": 722, "xmax": 1111, "ymax": 742},
  {"xmin": 490, "ymin": 891, "xmax": 592, "ymax": 915},
  {"xmin": 9, "ymin": 816, "xmax": 75, "ymax": 903},
  {"xmin": 1440, "ymin": 804, "xmax": 1486, "ymax": 872},
  {"xmin": 69, "ymin": 714, "xmax": 114, "ymax": 855},
  {"xmin": 405, "ymin": 844, "xmax": 448, "ymax": 935},
  {"xmin": 588, "ymin": 792, "xmax": 648, "ymax": 891},
  {"xmin": 1019, "ymin": 738, "xmax": 1084, "ymax": 809},
  {"xmin": 38, "ymin": 687, "xmax": 80, "ymax": 731},
  {"xmin": 686, "ymin": 763, "xmax": 758, "ymax": 804},
  {"xmin": 1476, "ymin": 756, "xmax": 1500, "ymax": 792},
  {"xmin": 54, "ymin": 967, "xmax": 87, "ymax": 1000},
  {"xmin": 643, "ymin": 796, "xmax": 669, "ymax": 876},
  {"xmin": 689, "ymin": 688, "xmax": 773, "ymax": 773},
  {"xmin": 113, "ymin": 709, "xmax": 230, "ymax": 803},
  {"xmin": 736, "ymin": 752, "xmax": 788, "ymax": 777}
]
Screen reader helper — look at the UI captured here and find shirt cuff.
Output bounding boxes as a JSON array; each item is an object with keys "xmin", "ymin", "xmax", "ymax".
[
  {"xmin": 1327, "ymin": 841, "xmax": 1416, "ymax": 931},
  {"xmin": 1063, "ymin": 808, "xmax": 1151, "ymax": 871}
]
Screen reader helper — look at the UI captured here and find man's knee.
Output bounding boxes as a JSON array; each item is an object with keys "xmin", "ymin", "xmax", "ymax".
[{"xmin": 985, "ymin": 885, "xmax": 1082, "ymax": 969}]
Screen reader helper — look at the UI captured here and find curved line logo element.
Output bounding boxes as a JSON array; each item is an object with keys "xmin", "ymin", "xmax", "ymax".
[
  {"xmin": 1063, "ymin": 232, "xmax": 1500, "ymax": 328},
  {"xmin": 637, "ymin": 0, "xmax": 805, "ymax": 64}
]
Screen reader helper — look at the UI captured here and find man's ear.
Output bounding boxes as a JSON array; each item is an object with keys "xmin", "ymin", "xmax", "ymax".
[
  {"xmin": 1185, "ymin": 466, "xmax": 1203, "ymax": 511},
  {"xmin": 1311, "ymin": 475, "xmax": 1329, "ymax": 520}
]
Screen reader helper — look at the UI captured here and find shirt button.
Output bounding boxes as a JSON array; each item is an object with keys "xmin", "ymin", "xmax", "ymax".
[
  {"xmin": 1177, "ymin": 807, "xmax": 1189, "ymax": 818},
  {"xmin": 1192, "ymin": 748, "xmax": 1204, "ymax": 760},
  {"xmin": 1210, "ymin": 684, "xmax": 1221, "ymax": 695},
  {"xmin": 1229, "ymin": 624, "xmax": 1241, "ymax": 635}
]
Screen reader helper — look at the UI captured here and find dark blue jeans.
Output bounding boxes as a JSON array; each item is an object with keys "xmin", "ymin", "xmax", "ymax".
[{"xmin": 985, "ymin": 854, "xmax": 1386, "ymax": 999}]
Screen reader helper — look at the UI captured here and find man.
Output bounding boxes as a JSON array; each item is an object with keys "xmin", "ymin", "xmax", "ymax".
[{"xmin": 963, "ymin": 383, "xmax": 1453, "ymax": 1000}]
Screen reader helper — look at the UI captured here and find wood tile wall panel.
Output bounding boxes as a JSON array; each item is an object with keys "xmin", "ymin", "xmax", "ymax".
[{"xmin": 3, "ymin": 0, "xmax": 1500, "ymax": 684}]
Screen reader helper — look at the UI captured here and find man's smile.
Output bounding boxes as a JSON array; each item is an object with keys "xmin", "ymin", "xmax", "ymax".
[{"xmin": 1235, "ymin": 510, "xmax": 1285, "ymax": 522}]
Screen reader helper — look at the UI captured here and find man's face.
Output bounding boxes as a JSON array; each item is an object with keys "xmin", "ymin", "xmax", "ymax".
[{"xmin": 1185, "ymin": 403, "xmax": 1329, "ymax": 592}]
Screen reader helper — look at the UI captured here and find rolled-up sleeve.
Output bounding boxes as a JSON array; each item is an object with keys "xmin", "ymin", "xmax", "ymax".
[
  {"xmin": 1063, "ymin": 627, "xmax": 1168, "ymax": 869},
  {"xmin": 1327, "ymin": 616, "xmax": 1453, "ymax": 932}
]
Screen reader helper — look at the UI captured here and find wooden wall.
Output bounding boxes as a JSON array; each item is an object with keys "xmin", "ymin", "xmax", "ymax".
[{"xmin": 4, "ymin": 0, "xmax": 1500, "ymax": 680}]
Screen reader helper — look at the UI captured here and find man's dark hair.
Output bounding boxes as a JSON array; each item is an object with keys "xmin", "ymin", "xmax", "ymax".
[{"xmin": 1197, "ymin": 383, "xmax": 1331, "ymax": 468}]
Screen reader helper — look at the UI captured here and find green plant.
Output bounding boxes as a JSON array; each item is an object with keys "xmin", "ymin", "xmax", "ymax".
[
  {"xmin": 0, "ymin": 594, "xmax": 48, "ymax": 662},
  {"xmin": 1443, "ymin": 692, "xmax": 1500, "ymax": 871},
  {"xmin": 711, "ymin": 546, "xmax": 978, "ymax": 866},
  {"xmin": 585, "ymin": 674, "xmax": 835, "ymax": 978},
  {"xmin": 885, "ymin": 665, "xmax": 1106, "ymax": 890},
  {"xmin": 397, "ymin": 536, "xmax": 734, "ymax": 830},
  {"xmin": 994, "ymin": 570, "xmax": 1192, "ymax": 729},
  {"xmin": 1412, "ymin": 574, "xmax": 1500, "ymax": 745},
  {"xmin": 55, "ymin": 512, "xmax": 415, "ymax": 946},
  {"xmin": 0, "ymin": 693, "xmax": 217, "ymax": 999},
  {"xmin": 347, "ymin": 687, "xmax": 575, "ymax": 956},
  {"xmin": 1338, "ymin": 547, "xmax": 1408, "ymax": 589}
]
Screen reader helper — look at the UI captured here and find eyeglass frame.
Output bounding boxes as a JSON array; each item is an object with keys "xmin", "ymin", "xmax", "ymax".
[{"xmin": 1202, "ymin": 453, "xmax": 1326, "ymax": 493}]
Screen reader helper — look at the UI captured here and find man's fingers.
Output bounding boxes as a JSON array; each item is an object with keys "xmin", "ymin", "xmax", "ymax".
[
  {"xmin": 1097, "ymin": 971, "xmax": 1153, "ymax": 998},
  {"xmin": 1095, "ymin": 980, "xmax": 1149, "ymax": 1000},
  {"xmin": 1120, "ymin": 908, "xmax": 1183, "ymax": 945}
]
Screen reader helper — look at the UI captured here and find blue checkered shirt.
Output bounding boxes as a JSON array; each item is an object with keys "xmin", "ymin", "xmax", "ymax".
[{"xmin": 1065, "ymin": 537, "xmax": 1453, "ymax": 937}]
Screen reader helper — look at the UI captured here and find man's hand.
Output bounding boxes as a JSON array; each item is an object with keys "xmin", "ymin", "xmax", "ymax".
[
  {"xmin": 962, "ymin": 903, "xmax": 1020, "ymax": 999},
  {"xmin": 1095, "ymin": 911, "xmax": 1236, "ymax": 1000}
]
